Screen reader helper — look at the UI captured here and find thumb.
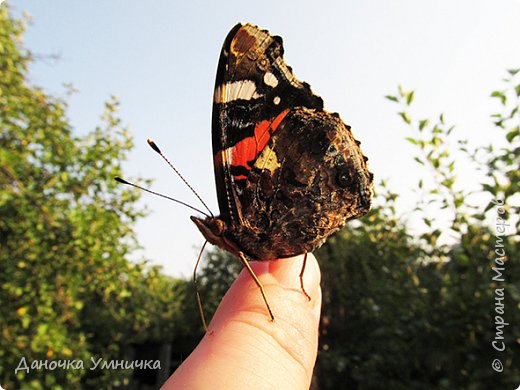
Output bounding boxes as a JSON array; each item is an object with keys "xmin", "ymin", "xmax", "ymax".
[{"xmin": 162, "ymin": 253, "xmax": 321, "ymax": 390}]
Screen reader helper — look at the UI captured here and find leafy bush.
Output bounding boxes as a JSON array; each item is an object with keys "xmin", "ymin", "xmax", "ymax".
[
  {"xmin": 313, "ymin": 74, "xmax": 519, "ymax": 389},
  {"xmin": 0, "ymin": 6, "xmax": 185, "ymax": 388}
]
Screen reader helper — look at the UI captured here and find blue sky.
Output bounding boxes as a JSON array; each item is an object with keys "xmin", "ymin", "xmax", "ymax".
[{"xmin": 10, "ymin": 0, "xmax": 520, "ymax": 276}]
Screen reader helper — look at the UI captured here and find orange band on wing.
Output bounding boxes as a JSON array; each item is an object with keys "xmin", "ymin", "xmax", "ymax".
[{"xmin": 230, "ymin": 109, "xmax": 290, "ymax": 174}]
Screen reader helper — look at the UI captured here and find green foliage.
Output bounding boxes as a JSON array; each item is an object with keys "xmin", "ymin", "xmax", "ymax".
[
  {"xmin": 484, "ymin": 69, "xmax": 520, "ymax": 227},
  {"xmin": 313, "ymin": 75, "xmax": 519, "ymax": 389},
  {"xmin": 0, "ymin": 5, "xmax": 185, "ymax": 388}
]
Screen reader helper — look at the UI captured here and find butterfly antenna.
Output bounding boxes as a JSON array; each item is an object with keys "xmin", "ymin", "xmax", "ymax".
[
  {"xmin": 147, "ymin": 139, "xmax": 214, "ymax": 218},
  {"xmin": 114, "ymin": 176, "xmax": 211, "ymax": 218}
]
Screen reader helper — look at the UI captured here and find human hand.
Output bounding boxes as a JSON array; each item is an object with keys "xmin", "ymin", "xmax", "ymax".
[{"xmin": 162, "ymin": 253, "xmax": 321, "ymax": 390}]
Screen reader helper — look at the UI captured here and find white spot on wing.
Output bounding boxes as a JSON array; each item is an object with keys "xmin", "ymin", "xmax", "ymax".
[
  {"xmin": 214, "ymin": 80, "xmax": 262, "ymax": 103},
  {"xmin": 263, "ymin": 72, "xmax": 278, "ymax": 88},
  {"xmin": 273, "ymin": 96, "xmax": 281, "ymax": 105}
]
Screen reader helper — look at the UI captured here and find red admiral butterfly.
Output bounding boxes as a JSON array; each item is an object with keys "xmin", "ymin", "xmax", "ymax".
[
  {"xmin": 190, "ymin": 23, "xmax": 373, "ymax": 321},
  {"xmin": 116, "ymin": 23, "xmax": 373, "ymax": 323}
]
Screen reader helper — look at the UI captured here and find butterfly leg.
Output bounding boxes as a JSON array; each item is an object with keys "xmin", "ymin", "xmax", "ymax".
[
  {"xmin": 193, "ymin": 241, "xmax": 209, "ymax": 331},
  {"xmin": 299, "ymin": 252, "xmax": 311, "ymax": 301},
  {"xmin": 238, "ymin": 251, "xmax": 275, "ymax": 321}
]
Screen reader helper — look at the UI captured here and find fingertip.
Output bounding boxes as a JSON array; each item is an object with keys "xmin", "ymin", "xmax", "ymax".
[
  {"xmin": 165, "ymin": 254, "xmax": 322, "ymax": 390},
  {"xmin": 211, "ymin": 253, "xmax": 321, "ymax": 326}
]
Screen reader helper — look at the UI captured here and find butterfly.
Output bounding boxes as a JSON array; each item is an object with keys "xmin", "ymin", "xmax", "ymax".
[{"xmin": 190, "ymin": 23, "xmax": 374, "ymax": 321}]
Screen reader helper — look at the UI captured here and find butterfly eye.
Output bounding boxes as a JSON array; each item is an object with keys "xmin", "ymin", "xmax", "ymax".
[
  {"xmin": 210, "ymin": 219, "xmax": 225, "ymax": 235},
  {"xmin": 217, "ymin": 219, "xmax": 225, "ymax": 233}
]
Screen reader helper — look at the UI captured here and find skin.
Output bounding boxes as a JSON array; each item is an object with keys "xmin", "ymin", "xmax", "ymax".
[{"xmin": 162, "ymin": 254, "xmax": 321, "ymax": 390}]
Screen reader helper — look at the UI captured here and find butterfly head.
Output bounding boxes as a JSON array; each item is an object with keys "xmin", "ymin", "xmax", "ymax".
[{"xmin": 191, "ymin": 216, "xmax": 239, "ymax": 255}]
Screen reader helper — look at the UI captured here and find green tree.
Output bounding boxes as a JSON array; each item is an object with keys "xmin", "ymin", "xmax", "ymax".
[
  {"xmin": 311, "ymin": 75, "xmax": 519, "ymax": 389},
  {"xmin": 0, "ymin": 5, "xmax": 184, "ymax": 388}
]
